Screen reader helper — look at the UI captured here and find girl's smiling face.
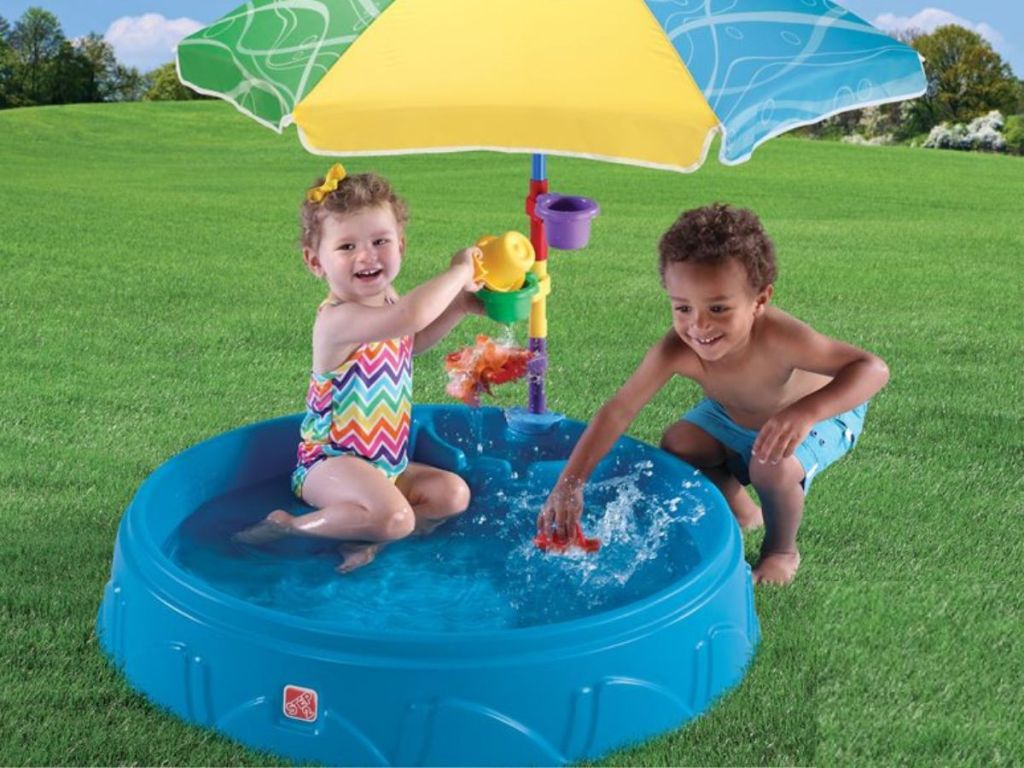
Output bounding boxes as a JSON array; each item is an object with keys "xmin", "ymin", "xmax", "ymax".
[
  {"xmin": 303, "ymin": 205, "xmax": 404, "ymax": 303},
  {"xmin": 663, "ymin": 258, "xmax": 772, "ymax": 362}
]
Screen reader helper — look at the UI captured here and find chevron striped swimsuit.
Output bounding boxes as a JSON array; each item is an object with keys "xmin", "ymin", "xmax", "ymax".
[{"xmin": 291, "ymin": 300, "xmax": 413, "ymax": 499}]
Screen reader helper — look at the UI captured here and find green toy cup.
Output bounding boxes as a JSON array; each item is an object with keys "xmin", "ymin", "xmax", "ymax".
[{"xmin": 478, "ymin": 272, "xmax": 539, "ymax": 324}]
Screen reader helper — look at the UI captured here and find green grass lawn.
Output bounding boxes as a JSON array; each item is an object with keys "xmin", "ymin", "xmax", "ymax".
[{"xmin": 1, "ymin": 101, "xmax": 1022, "ymax": 766}]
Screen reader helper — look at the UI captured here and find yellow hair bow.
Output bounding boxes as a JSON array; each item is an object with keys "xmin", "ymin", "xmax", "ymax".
[{"xmin": 306, "ymin": 163, "xmax": 347, "ymax": 203}]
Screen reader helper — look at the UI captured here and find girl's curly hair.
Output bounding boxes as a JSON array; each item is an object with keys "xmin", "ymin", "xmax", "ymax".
[
  {"xmin": 658, "ymin": 203, "xmax": 777, "ymax": 291},
  {"xmin": 300, "ymin": 172, "xmax": 409, "ymax": 250}
]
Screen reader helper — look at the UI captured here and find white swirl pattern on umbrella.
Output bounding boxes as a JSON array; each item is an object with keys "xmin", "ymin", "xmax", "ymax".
[
  {"xmin": 643, "ymin": 0, "xmax": 927, "ymax": 163},
  {"xmin": 177, "ymin": 0, "xmax": 387, "ymax": 131}
]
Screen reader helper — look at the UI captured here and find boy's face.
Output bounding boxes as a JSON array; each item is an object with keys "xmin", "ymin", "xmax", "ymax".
[
  {"xmin": 663, "ymin": 258, "xmax": 772, "ymax": 362},
  {"xmin": 303, "ymin": 205, "xmax": 404, "ymax": 301}
]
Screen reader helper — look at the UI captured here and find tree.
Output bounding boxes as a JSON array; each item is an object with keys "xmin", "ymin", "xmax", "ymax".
[
  {"xmin": 144, "ymin": 61, "xmax": 200, "ymax": 101},
  {"xmin": 76, "ymin": 32, "xmax": 118, "ymax": 102},
  {"xmin": 9, "ymin": 7, "xmax": 64, "ymax": 105},
  {"xmin": 910, "ymin": 25, "xmax": 1020, "ymax": 131},
  {"xmin": 50, "ymin": 38, "xmax": 95, "ymax": 104},
  {"xmin": 0, "ymin": 16, "xmax": 12, "ymax": 107},
  {"xmin": 1003, "ymin": 114, "xmax": 1024, "ymax": 155},
  {"xmin": 109, "ymin": 64, "xmax": 149, "ymax": 102},
  {"xmin": 1, "ymin": 10, "xmax": 161, "ymax": 108}
]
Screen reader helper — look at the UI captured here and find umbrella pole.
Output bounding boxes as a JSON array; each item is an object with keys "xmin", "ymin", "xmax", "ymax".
[{"xmin": 526, "ymin": 154, "xmax": 550, "ymax": 415}]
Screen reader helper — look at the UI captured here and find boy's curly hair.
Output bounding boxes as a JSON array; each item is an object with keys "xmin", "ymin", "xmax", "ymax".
[
  {"xmin": 300, "ymin": 171, "xmax": 409, "ymax": 251},
  {"xmin": 658, "ymin": 203, "xmax": 777, "ymax": 292}
]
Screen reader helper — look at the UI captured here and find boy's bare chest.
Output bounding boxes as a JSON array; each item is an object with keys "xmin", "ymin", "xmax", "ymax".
[{"xmin": 687, "ymin": 352, "xmax": 799, "ymax": 429}]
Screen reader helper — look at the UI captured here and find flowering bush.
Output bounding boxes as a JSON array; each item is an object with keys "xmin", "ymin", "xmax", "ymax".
[
  {"xmin": 841, "ymin": 133, "xmax": 896, "ymax": 147},
  {"xmin": 923, "ymin": 111, "xmax": 1008, "ymax": 152}
]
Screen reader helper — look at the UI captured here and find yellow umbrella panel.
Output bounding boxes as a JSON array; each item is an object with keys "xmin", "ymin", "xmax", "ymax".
[{"xmin": 292, "ymin": 0, "xmax": 720, "ymax": 172}]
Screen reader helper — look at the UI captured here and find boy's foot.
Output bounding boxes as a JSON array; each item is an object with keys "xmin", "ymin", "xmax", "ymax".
[
  {"xmin": 733, "ymin": 501, "xmax": 765, "ymax": 532},
  {"xmin": 336, "ymin": 542, "xmax": 381, "ymax": 573},
  {"xmin": 752, "ymin": 550, "xmax": 800, "ymax": 585},
  {"xmin": 731, "ymin": 496, "xmax": 764, "ymax": 531},
  {"xmin": 234, "ymin": 509, "xmax": 292, "ymax": 545}
]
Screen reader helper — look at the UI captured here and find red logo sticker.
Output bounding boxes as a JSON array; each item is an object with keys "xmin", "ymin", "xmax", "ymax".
[{"xmin": 283, "ymin": 685, "xmax": 318, "ymax": 722}]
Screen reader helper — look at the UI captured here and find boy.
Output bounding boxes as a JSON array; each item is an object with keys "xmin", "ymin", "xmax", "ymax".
[{"xmin": 539, "ymin": 204, "xmax": 889, "ymax": 585}]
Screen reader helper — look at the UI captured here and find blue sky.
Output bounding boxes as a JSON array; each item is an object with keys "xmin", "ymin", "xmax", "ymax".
[{"xmin": 1, "ymin": 1, "xmax": 1021, "ymax": 76}]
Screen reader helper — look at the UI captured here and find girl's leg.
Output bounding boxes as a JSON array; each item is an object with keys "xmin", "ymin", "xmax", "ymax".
[
  {"xmin": 661, "ymin": 421, "xmax": 763, "ymax": 530},
  {"xmin": 748, "ymin": 455, "xmax": 805, "ymax": 585},
  {"xmin": 395, "ymin": 463, "xmax": 471, "ymax": 535},
  {"xmin": 237, "ymin": 455, "xmax": 416, "ymax": 572}
]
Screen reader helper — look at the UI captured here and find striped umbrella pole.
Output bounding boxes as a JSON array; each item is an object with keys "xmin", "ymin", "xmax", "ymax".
[{"xmin": 526, "ymin": 153, "xmax": 549, "ymax": 414}]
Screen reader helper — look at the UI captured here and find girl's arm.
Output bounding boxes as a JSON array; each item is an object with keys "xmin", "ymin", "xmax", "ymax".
[
  {"xmin": 752, "ymin": 313, "xmax": 890, "ymax": 464},
  {"xmin": 412, "ymin": 291, "xmax": 484, "ymax": 355},
  {"xmin": 539, "ymin": 332, "xmax": 682, "ymax": 539},
  {"xmin": 316, "ymin": 249, "xmax": 480, "ymax": 353}
]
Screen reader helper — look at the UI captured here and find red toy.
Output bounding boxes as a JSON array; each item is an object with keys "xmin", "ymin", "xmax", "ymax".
[
  {"xmin": 445, "ymin": 334, "xmax": 534, "ymax": 406},
  {"xmin": 534, "ymin": 524, "xmax": 602, "ymax": 553}
]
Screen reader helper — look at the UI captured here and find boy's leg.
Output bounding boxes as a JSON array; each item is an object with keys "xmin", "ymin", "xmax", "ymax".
[
  {"xmin": 748, "ymin": 455, "xmax": 805, "ymax": 585},
  {"xmin": 661, "ymin": 421, "xmax": 763, "ymax": 530},
  {"xmin": 396, "ymin": 463, "xmax": 471, "ymax": 535}
]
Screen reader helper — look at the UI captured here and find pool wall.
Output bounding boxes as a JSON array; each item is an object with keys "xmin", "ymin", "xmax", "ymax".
[{"xmin": 97, "ymin": 407, "xmax": 760, "ymax": 765}]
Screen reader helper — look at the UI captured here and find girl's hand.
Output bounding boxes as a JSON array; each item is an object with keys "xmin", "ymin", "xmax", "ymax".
[
  {"xmin": 537, "ymin": 479, "xmax": 584, "ymax": 542},
  {"xmin": 752, "ymin": 403, "xmax": 815, "ymax": 465},
  {"xmin": 459, "ymin": 291, "xmax": 485, "ymax": 316},
  {"xmin": 450, "ymin": 247, "xmax": 484, "ymax": 291}
]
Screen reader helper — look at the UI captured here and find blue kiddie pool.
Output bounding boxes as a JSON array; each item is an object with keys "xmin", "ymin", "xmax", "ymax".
[{"xmin": 97, "ymin": 405, "xmax": 759, "ymax": 765}]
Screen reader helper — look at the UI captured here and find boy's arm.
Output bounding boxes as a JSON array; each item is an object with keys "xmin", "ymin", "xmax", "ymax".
[
  {"xmin": 753, "ymin": 314, "xmax": 890, "ymax": 464},
  {"xmin": 412, "ymin": 291, "xmax": 484, "ymax": 355},
  {"xmin": 539, "ymin": 332, "xmax": 681, "ymax": 539},
  {"xmin": 316, "ymin": 251, "xmax": 479, "ymax": 355}
]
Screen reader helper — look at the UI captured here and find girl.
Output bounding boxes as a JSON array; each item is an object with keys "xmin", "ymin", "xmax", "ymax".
[{"xmin": 238, "ymin": 164, "xmax": 483, "ymax": 572}]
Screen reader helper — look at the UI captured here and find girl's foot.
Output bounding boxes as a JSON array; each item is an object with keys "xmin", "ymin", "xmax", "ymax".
[
  {"xmin": 412, "ymin": 517, "xmax": 446, "ymax": 536},
  {"xmin": 336, "ymin": 542, "xmax": 381, "ymax": 573},
  {"xmin": 234, "ymin": 509, "xmax": 292, "ymax": 545},
  {"xmin": 752, "ymin": 550, "xmax": 800, "ymax": 585}
]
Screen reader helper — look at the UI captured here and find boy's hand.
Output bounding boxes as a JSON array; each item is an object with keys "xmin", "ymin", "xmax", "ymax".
[
  {"xmin": 450, "ymin": 247, "xmax": 484, "ymax": 292},
  {"xmin": 752, "ymin": 404, "xmax": 815, "ymax": 465},
  {"xmin": 538, "ymin": 480, "xmax": 584, "ymax": 542}
]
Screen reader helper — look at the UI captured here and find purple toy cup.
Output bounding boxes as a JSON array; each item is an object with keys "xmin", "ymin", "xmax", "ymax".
[{"xmin": 535, "ymin": 193, "xmax": 599, "ymax": 250}]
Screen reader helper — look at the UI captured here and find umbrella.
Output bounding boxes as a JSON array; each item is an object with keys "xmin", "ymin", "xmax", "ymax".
[{"xmin": 177, "ymin": 0, "xmax": 925, "ymax": 413}]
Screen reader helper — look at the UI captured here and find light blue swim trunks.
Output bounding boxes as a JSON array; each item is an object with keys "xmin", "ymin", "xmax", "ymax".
[{"xmin": 681, "ymin": 399, "xmax": 869, "ymax": 493}]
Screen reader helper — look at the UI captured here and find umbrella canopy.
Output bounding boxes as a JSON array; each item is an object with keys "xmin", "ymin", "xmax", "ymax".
[{"xmin": 177, "ymin": 0, "xmax": 926, "ymax": 172}]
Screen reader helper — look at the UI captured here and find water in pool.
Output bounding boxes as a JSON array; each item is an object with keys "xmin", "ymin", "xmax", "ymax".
[{"xmin": 168, "ymin": 461, "xmax": 709, "ymax": 632}]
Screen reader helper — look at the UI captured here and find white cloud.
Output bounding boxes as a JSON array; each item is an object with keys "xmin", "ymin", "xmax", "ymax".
[
  {"xmin": 873, "ymin": 8, "xmax": 1006, "ymax": 49},
  {"xmin": 104, "ymin": 14, "xmax": 203, "ymax": 72}
]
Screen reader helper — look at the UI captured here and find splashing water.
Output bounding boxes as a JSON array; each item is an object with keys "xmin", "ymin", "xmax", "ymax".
[
  {"xmin": 444, "ymin": 329, "xmax": 533, "ymax": 406},
  {"xmin": 168, "ymin": 461, "xmax": 707, "ymax": 633},
  {"xmin": 495, "ymin": 323, "xmax": 516, "ymax": 345}
]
